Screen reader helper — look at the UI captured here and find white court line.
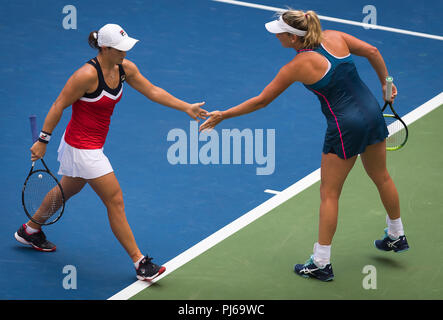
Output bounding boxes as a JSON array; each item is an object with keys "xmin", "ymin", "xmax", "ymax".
[
  {"xmin": 212, "ymin": 0, "xmax": 443, "ymax": 41},
  {"xmin": 109, "ymin": 92, "xmax": 443, "ymax": 300},
  {"xmin": 109, "ymin": 169, "xmax": 321, "ymax": 300},
  {"xmin": 264, "ymin": 189, "xmax": 281, "ymax": 195},
  {"xmin": 401, "ymin": 93, "xmax": 443, "ymax": 125}
]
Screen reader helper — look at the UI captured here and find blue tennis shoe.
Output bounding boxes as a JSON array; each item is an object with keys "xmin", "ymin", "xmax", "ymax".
[
  {"xmin": 374, "ymin": 228, "xmax": 409, "ymax": 252},
  {"xmin": 294, "ymin": 255, "xmax": 334, "ymax": 281}
]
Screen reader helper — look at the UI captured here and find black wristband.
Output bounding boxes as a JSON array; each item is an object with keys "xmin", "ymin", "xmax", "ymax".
[{"xmin": 38, "ymin": 131, "xmax": 52, "ymax": 144}]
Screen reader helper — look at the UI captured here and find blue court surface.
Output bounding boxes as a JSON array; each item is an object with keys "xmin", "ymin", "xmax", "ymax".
[{"xmin": 0, "ymin": 0, "xmax": 442, "ymax": 299}]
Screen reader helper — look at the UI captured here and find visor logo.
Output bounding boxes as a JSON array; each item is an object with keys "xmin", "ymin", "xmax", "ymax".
[{"xmin": 120, "ymin": 30, "xmax": 126, "ymax": 37}]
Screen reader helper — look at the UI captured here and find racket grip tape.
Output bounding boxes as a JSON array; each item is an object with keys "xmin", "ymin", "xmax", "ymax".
[
  {"xmin": 385, "ymin": 76, "xmax": 393, "ymax": 101},
  {"xmin": 29, "ymin": 115, "xmax": 38, "ymax": 143}
]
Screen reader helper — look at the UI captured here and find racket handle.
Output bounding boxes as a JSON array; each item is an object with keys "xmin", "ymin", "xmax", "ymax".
[
  {"xmin": 385, "ymin": 76, "xmax": 393, "ymax": 101},
  {"xmin": 29, "ymin": 115, "xmax": 38, "ymax": 143}
]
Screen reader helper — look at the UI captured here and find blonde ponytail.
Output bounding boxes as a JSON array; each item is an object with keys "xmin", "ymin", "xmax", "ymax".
[{"xmin": 282, "ymin": 9, "xmax": 323, "ymax": 49}]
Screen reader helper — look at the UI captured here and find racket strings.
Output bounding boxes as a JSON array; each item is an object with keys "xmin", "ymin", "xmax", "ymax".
[
  {"xmin": 24, "ymin": 172, "xmax": 63, "ymax": 224},
  {"xmin": 384, "ymin": 115, "xmax": 407, "ymax": 149}
]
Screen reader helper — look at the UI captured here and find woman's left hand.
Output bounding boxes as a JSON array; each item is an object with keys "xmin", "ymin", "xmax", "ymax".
[{"xmin": 186, "ymin": 102, "xmax": 209, "ymax": 121}]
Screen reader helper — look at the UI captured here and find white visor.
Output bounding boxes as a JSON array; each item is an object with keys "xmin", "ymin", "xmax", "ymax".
[
  {"xmin": 265, "ymin": 16, "xmax": 307, "ymax": 36},
  {"xmin": 97, "ymin": 24, "xmax": 139, "ymax": 51}
]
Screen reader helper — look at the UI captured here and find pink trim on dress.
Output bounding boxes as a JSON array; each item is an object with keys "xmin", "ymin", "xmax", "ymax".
[
  {"xmin": 296, "ymin": 49, "xmax": 314, "ymax": 53},
  {"xmin": 311, "ymin": 89, "xmax": 347, "ymax": 159}
]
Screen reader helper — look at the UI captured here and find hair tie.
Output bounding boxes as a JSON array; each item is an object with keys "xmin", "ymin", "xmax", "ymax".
[
  {"xmin": 93, "ymin": 32, "xmax": 98, "ymax": 40},
  {"xmin": 305, "ymin": 13, "xmax": 308, "ymax": 18}
]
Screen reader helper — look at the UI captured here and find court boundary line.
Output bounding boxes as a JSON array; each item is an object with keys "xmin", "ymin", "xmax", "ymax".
[
  {"xmin": 264, "ymin": 189, "xmax": 281, "ymax": 195},
  {"xmin": 108, "ymin": 92, "xmax": 443, "ymax": 300},
  {"xmin": 212, "ymin": 0, "xmax": 443, "ymax": 41}
]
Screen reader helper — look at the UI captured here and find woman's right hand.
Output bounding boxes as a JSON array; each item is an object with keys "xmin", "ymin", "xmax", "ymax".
[
  {"xmin": 199, "ymin": 110, "xmax": 224, "ymax": 132},
  {"xmin": 186, "ymin": 102, "xmax": 209, "ymax": 121},
  {"xmin": 30, "ymin": 141, "xmax": 47, "ymax": 161},
  {"xmin": 382, "ymin": 82, "xmax": 398, "ymax": 103}
]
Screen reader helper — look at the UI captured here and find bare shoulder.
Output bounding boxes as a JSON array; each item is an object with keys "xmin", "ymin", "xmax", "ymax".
[
  {"xmin": 283, "ymin": 54, "xmax": 313, "ymax": 80},
  {"xmin": 289, "ymin": 50, "xmax": 317, "ymax": 72},
  {"xmin": 322, "ymin": 29, "xmax": 344, "ymax": 39},
  {"xmin": 70, "ymin": 63, "xmax": 97, "ymax": 84},
  {"xmin": 122, "ymin": 59, "xmax": 139, "ymax": 77},
  {"xmin": 55, "ymin": 63, "xmax": 97, "ymax": 103},
  {"xmin": 321, "ymin": 30, "xmax": 350, "ymax": 56}
]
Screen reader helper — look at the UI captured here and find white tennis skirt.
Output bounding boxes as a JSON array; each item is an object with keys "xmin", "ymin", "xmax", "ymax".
[{"xmin": 57, "ymin": 134, "xmax": 113, "ymax": 180}]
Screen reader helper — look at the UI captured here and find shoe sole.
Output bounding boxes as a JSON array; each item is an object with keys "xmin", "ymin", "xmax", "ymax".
[
  {"xmin": 14, "ymin": 232, "xmax": 56, "ymax": 252},
  {"xmin": 296, "ymin": 273, "xmax": 334, "ymax": 282},
  {"xmin": 137, "ymin": 266, "xmax": 166, "ymax": 281},
  {"xmin": 320, "ymin": 277, "xmax": 334, "ymax": 282}
]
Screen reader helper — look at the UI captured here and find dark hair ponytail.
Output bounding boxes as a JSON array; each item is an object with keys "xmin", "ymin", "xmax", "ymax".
[{"xmin": 88, "ymin": 31, "xmax": 100, "ymax": 50}]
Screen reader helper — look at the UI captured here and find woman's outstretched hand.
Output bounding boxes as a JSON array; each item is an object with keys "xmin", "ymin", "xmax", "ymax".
[
  {"xmin": 186, "ymin": 102, "xmax": 209, "ymax": 121},
  {"xmin": 199, "ymin": 110, "xmax": 224, "ymax": 132}
]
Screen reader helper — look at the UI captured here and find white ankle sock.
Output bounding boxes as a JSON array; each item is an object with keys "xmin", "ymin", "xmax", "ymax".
[
  {"xmin": 134, "ymin": 256, "xmax": 144, "ymax": 269},
  {"xmin": 386, "ymin": 216, "xmax": 404, "ymax": 239},
  {"xmin": 313, "ymin": 242, "xmax": 331, "ymax": 268},
  {"xmin": 25, "ymin": 224, "xmax": 40, "ymax": 234}
]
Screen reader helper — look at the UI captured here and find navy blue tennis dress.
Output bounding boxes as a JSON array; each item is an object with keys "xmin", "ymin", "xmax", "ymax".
[{"xmin": 299, "ymin": 44, "xmax": 388, "ymax": 159}]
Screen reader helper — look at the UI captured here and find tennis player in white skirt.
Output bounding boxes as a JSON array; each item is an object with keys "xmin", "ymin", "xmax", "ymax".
[
  {"xmin": 57, "ymin": 132, "xmax": 114, "ymax": 179},
  {"xmin": 15, "ymin": 24, "xmax": 208, "ymax": 281}
]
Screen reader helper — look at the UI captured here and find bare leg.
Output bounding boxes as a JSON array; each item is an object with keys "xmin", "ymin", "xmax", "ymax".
[
  {"xmin": 360, "ymin": 140, "xmax": 400, "ymax": 220},
  {"xmin": 27, "ymin": 176, "xmax": 87, "ymax": 229},
  {"xmin": 87, "ymin": 172, "xmax": 143, "ymax": 263},
  {"xmin": 318, "ymin": 152, "xmax": 358, "ymax": 245}
]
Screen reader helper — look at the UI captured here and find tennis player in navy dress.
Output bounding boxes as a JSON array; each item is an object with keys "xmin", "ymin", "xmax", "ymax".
[
  {"xmin": 200, "ymin": 10, "xmax": 409, "ymax": 281},
  {"xmin": 300, "ymin": 43, "xmax": 389, "ymax": 160}
]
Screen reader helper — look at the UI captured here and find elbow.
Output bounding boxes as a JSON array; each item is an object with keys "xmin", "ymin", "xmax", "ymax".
[
  {"xmin": 146, "ymin": 85, "xmax": 162, "ymax": 101},
  {"xmin": 51, "ymin": 100, "xmax": 67, "ymax": 114},
  {"xmin": 255, "ymin": 95, "xmax": 271, "ymax": 110},
  {"xmin": 367, "ymin": 45, "xmax": 380, "ymax": 58}
]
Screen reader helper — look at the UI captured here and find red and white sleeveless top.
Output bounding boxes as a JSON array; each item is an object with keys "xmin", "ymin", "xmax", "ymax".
[{"xmin": 64, "ymin": 57, "xmax": 126, "ymax": 149}]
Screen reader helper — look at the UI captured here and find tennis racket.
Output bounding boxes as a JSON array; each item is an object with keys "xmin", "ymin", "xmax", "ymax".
[
  {"xmin": 22, "ymin": 115, "xmax": 65, "ymax": 225},
  {"xmin": 382, "ymin": 76, "xmax": 408, "ymax": 151}
]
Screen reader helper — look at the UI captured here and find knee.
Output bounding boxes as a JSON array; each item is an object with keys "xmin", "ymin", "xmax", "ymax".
[
  {"xmin": 320, "ymin": 183, "xmax": 341, "ymax": 202},
  {"xmin": 107, "ymin": 191, "xmax": 125, "ymax": 212},
  {"xmin": 370, "ymin": 169, "xmax": 391, "ymax": 187}
]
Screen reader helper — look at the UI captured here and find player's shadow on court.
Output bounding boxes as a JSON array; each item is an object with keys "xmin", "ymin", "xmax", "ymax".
[{"xmin": 11, "ymin": 245, "xmax": 44, "ymax": 254}]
